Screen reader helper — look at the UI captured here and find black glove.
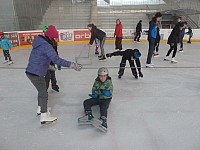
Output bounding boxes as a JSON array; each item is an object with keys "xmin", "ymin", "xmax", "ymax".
[
  {"xmin": 139, "ymin": 72, "xmax": 143, "ymax": 78},
  {"xmin": 106, "ymin": 53, "xmax": 113, "ymax": 58}
]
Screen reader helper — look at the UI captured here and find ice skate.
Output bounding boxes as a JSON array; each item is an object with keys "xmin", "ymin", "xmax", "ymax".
[
  {"xmin": 52, "ymin": 85, "xmax": 59, "ymax": 92},
  {"xmin": 91, "ymin": 117, "xmax": 108, "ymax": 133},
  {"xmin": 37, "ymin": 106, "xmax": 51, "ymax": 116},
  {"xmin": 171, "ymin": 58, "xmax": 178, "ymax": 63},
  {"xmin": 78, "ymin": 111, "xmax": 94, "ymax": 125},
  {"xmin": 98, "ymin": 56, "xmax": 106, "ymax": 61},
  {"xmin": 179, "ymin": 49, "xmax": 183, "ymax": 53},
  {"xmin": 40, "ymin": 112, "xmax": 57, "ymax": 125},
  {"xmin": 154, "ymin": 52, "xmax": 159, "ymax": 57},
  {"xmin": 146, "ymin": 64, "xmax": 154, "ymax": 68},
  {"xmin": 164, "ymin": 56, "xmax": 171, "ymax": 61},
  {"xmin": 134, "ymin": 75, "xmax": 138, "ymax": 79},
  {"xmin": 8, "ymin": 61, "xmax": 13, "ymax": 65},
  {"xmin": 3, "ymin": 60, "xmax": 9, "ymax": 64},
  {"xmin": 95, "ymin": 51, "xmax": 99, "ymax": 55},
  {"xmin": 118, "ymin": 74, "xmax": 122, "ymax": 79}
]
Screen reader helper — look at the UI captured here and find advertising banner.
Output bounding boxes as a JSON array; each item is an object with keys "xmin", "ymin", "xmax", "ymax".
[
  {"xmin": 4, "ymin": 32, "xmax": 19, "ymax": 46},
  {"xmin": 59, "ymin": 30, "xmax": 74, "ymax": 41},
  {"xmin": 74, "ymin": 30, "xmax": 90, "ymax": 41},
  {"xmin": 18, "ymin": 32, "xmax": 43, "ymax": 45}
]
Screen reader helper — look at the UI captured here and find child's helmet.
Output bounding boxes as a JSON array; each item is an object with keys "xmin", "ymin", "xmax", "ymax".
[
  {"xmin": 133, "ymin": 49, "xmax": 141, "ymax": 59},
  {"xmin": 98, "ymin": 67, "xmax": 109, "ymax": 75},
  {"xmin": 42, "ymin": 24, "xmax": 49, "ymax": 32}
]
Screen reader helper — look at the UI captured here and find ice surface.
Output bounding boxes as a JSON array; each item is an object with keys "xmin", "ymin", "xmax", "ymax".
[{"xmin": 0, "ymin": 42, "xmax": 200, "ymax": 150}]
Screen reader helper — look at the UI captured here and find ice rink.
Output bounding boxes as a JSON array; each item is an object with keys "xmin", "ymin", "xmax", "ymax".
[{"xmin": 0, "ymin": 41, "xmax": 200, "ymax": 150}]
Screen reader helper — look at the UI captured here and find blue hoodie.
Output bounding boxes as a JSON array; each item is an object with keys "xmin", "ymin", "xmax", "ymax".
[
  {"xmin": 26, "ymin": 35, "xmax": 71, "ymax": 77},
  {"xmin": 148, "ymin": 20, "xmax": 157, "ymax": 39},
  {"xmin": 0, "ymin": 37, "xmax": 13, "ymax": 50}
]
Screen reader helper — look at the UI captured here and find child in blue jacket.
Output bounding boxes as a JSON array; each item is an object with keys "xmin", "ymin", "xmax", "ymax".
[{"xmin": 0, "ymin": 32, "xmax": 13, "ymax": 65}]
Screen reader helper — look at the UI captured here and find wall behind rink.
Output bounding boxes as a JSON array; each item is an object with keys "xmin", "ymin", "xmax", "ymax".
[{"xmin": 3, "ymin": 29, "xmax": 200, "ymax": 47}]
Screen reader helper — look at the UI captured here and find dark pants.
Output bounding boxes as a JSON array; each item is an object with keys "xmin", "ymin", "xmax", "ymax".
[
  {"xmin": 146, "ymin": 38, "xmax": 155, "ymax": 64},
  {"xmin": 84, "ymin": 98, "xmax": 111, "ymax": 117},
  {"xmin": 134, "ymin": 32, "xmax": 141, "ymax": 41},
  {"xmin": 154, "ymin": 41, "xmax": 160, "ymax": 52},
  {"xmin": 180, "ymin": 37, "xmax": 184, "ymax": 50},
  {"xmin": 45, "ymin": 70, "xmax": 57, "ymax": 90},
  {"xmin": 188, "ymin": 36, "xmax": 192, "ymax": 43},
  {"xmin": 3, "ymin": 50, "xmax": 12, "ymax": 61},
  {"xmin": 26, "ymin": 73, "xmax": 48, "ymax": 113},
  {"xmin": 115, "ymin": 37, "xmax": 122, "ymax": 50},
  {"xmin": 100, "ymin": 36, "xmax": 106, "ymax": 57},
  {"xmin": 166, "ymin": 43, "xmax": 177, "ymax": 58},
  {"xmin": 118, "ymin": 57, "xmax": 138, "ymax": 77}
]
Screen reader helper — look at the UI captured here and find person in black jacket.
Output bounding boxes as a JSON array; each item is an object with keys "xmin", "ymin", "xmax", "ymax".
[
  {"xmin": 106, "ymin": 49, "xmax": 143, "ymax": 79},
  {"xmin": 88, "ymin": 24, "xmax": 106, "ymax": 60},
  {"xmin": 43, "ymin": 25, "xmax": 60, "ymax": 92},
  {"xmin": 134, "ymin": 20, "xmax": 142, "ymax": 42},
  {"xmin": 164, "ymin": 21, "xmax": 187, "ymax": 63}
]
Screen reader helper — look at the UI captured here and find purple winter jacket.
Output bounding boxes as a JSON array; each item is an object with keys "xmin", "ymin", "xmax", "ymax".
[{"xmin": 26, "ymin": 35, "xmax": 71, "ymax": 77}]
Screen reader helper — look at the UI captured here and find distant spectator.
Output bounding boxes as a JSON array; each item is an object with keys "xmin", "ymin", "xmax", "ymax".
[{"xmin": 134, "ymin": 20, "xmax": 142, "ymax": 42}]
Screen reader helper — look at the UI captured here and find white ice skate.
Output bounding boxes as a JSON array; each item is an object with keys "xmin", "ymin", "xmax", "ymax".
[
  {"xmin": 8, "ymin": 61, "xmax": 13, "ymax": 65},
  {"xmin": 91, "ymin": 118, "xmax": 107, "ymax": 133},
  {"xmin": 164, "ymin": 56, "xmax": 171, "ymax": 61},
  {"xmin": 3, "ymin": 60, "xmax": 9, "ymax": 64},
  {"xmin": 146, "ymin": 64, "xmax": 154, "ymax": 68},
  {"xmin": 37, "ymin": 106, "xmax": 51, "ymax": 116},
  {"xmin": 171, "ymin": 58, "xmax": 178, "ymax": 63},
  {"xmin": 78, "ymin": 115, "xmax": 93, "ymax": 125},
  {"xmin": 40, "ymin": 113, "xmax": 57, "ymax": 125}
]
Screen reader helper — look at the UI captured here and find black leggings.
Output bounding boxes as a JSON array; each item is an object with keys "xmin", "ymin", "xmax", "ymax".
[
  {"xmin": 166, "ymin": 43, "xmax": 177, "ymax": 58},
  {"xmin": 3, "ymin": 50, "xmax": 12, "ymax": 61},
  {"xmin": 83, "ymin": 98, "xmax": 111, "ymax": 117}
]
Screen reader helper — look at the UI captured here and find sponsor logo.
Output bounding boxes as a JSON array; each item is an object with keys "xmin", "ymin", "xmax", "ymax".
[{"xmin": 74, "ymin": 30, "xmax": 90, "ymax": 41}]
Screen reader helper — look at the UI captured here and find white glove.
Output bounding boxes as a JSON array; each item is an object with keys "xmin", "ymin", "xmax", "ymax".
[{"xmin": 70, "ymin": 62, "xmax": 82, "ymax": 71}]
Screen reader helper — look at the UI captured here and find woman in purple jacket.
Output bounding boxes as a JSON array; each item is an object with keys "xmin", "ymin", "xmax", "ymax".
[{"xmin": 26, "ymin": 25, "xmax": 82, "ymax": 125}]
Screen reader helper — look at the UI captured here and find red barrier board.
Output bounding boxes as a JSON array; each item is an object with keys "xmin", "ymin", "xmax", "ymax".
[
  {"xmin": 74, "ymin": 30, "xmax": 90, "ymax": 41},
  {"xmin": 4, "ymin": 32, "xmax": 19, "ymax": 47},
  {"xmin": 19, "ymin": 32, "xmax": 44, "ymax": 45}
]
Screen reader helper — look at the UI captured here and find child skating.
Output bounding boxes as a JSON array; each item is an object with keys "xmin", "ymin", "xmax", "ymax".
[
  {"xmin": 0, "ymin": 32, "xmax": 13, "ymax": 65},
  {"xmin": 164, "ymin": 21, "xmax": 187, "ymax": 63},
  {"xmin": 78, "ymin": 67, "xmax": 113, "ymax": 132},
  {"xmin": 106, "ymin": 49, "xmax": 143, "ymax": 79}
]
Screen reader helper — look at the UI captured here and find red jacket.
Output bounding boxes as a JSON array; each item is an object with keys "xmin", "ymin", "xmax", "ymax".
[{"xmin": 114, "ymin": 23, "xmax": 123, "ymax": 38}]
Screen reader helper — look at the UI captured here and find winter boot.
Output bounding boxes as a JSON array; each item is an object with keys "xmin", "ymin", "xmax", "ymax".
[
  {"xmin": 92, "ymin": 116, "xmax": 108, "ymax": 133},
  {"xmin": 78, "ymin": 111, "xmax": 94, "ymax": 125},
  {"xmin": 40, "ymin": 112, "xmax": 57, "ymax": 124}
]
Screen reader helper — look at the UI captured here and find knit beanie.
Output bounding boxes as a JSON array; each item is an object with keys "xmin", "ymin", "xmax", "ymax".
[{"xmin": 44, "ymin": 25, "xmax": 59, "ymax": 39}]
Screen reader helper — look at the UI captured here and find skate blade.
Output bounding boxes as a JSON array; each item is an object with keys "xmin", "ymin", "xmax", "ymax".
[
  {"xmin": 40, "ymin": 118, "xmax": 57, "ymax": 126},
  {"xmin": 171, "ymin": 61, "xmax": 178, "ymax": 63},
  {"xmin": 78, "ymin": 120, "xmax": 92, "ymax": 125},
  {"xmin": 91, "ymin": 122, "xmax": 107, "ymax": 133}
]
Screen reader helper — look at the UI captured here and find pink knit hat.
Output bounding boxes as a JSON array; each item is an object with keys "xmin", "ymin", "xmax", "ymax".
[{"xmin": 44, "ymin": 25, "xmax": 59, "ymax": 39}]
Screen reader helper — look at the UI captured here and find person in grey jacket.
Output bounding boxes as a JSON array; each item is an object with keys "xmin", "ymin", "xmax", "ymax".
[{"xmin": 25, "ymin": 25, "xmax": 82, "ymax": 125}]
